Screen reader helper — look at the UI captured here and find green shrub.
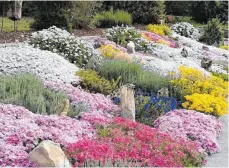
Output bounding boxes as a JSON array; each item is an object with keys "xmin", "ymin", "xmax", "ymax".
[
  {"xmin": 76, "ymin": 69, "xmax": 120, "ymax": 95},
  {"xmin": 71, "ymin": 1, "xmax": 102, "ymax": 29},
  {"xmin": 0, "ymin": 74, "xmax": 68, "ymax": 115},
  {"xmin": 93, "ymin": 9, "xmax": 132, "ymax": 28},
  {"xmin": 101, "ymin": 1, "xmax": 165, "ymax": 24},
  {"xmin": 200, "ymin": 18, "xmax": 224, "ymax": 45},
  {"xmin": 106, "ymin": 25, "xmax": 141, "ymax": 46},
  {"xmin": 31, "ymin": 1, "xmax": 72, "ymax": 31},
  {"xmin": 97, "ymin": 60, "xmax": 170, "ymax": 93}
]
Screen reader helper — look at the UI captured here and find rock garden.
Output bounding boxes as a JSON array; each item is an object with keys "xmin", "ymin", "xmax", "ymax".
[{"xmin": 0, "ymin": 1, "xmax": 228, "ymax": 167}]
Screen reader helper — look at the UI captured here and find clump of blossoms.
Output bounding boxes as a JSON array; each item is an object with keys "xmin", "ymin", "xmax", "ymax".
[
  {"xmin": 171, "ymin": 66, "xmax": 228, "ymax": 116},
  {"xmin": 28, "ymin": 26, "xmax": 100, "ymax": 68},
  {"xmin": 141, "ymin": 31, "xmax": 176, "ymax": 48},
  {"xmin": 0, "ymin": 104, "xmax": 95, "ymax": 167},
  {"xmin": 99, "ymin": 44, "xmax": 132, "ymax": 63},
  {"xmin": 154, "ymin": 109, "xmax": 223, "ymax": 154},
  {"xmin": 105, "ymin": 25, "xmax": 141, "ymax": 46},
  {"xmin": 171, "ymin": 22, "xmax": 200, "ymax": 40},
  {"xmin": 45, "ymin": 81, "xmax": 120, "ymax": 122},
  {"xmin": 183, "ymin": 93, "xmax": 228, "ymax": 117},
  {"xmin": 66, "ymin": 117, "xmax": 204, "ymax": 167}
]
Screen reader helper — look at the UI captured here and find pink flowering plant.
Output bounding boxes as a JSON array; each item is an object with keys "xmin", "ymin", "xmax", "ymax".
[
  {"xmin": 45, "ymin": 81, "xmax": 120, "ymax": 124},
  {"xmin": 0, "ymin": 104, "xmax": 95, "ymax": 167},
  {"xmin": 154, "ymin": 109, "xmax": 223, "ymax": 154},
  {"xmin": 66, "ymin": 117, "xmax": 204, "ymax": 167}
]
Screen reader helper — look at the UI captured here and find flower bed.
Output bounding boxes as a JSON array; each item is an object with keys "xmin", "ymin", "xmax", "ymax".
[
  {"xmin": 66, "ymin": 117, "xmax": 204, "ymax": 167},
  {"xmin": 0, "ymin": 104, "xmax": 95, "ymax": 167},
  {"xmin": 154, "ymin": 109, "xmax": 223, "ymax": 154}
]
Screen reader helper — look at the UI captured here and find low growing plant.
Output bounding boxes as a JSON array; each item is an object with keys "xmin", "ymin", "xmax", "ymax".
[
  {"xmin": 182, "ymin": 93, "xmax": 228, "ymax": 117},
  {"xmin": 28, "ymin": 26, "xmax": 100, "ymax": 68},
  {"xmin": 0, "ymin": 74, "xmax": 67, "ymax": 115},
  {"xmin": 106, "ymin": 25, "xmax": 141, "ymax": 46},
  {"xmin": 146, "ymin": 24, "xmax": 171, "ymax": 36},
  {"xmin": 66, "ymin": 117, "xmax": 204, "ymax": 167},
  {"xmin": 135, "ymin": 93, "xmax": 178, "ymax": 126},
  {"xmin": 98, "ymin": 60, "xmax": 170, "ymax": 93},
  {"xmin": 170, "ymin": 22, "xmax": 200, "ymax": 40},
  {"xmin": 76, "ymin": 69, "xmax": 120, "ymax": 95}
]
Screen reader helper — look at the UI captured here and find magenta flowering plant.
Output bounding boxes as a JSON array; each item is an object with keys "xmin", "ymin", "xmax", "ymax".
[
  {"xmin": 66, "ymin": 117, "xmax": 204, "ymax": 167},
  {"xmin": 44, "ymin": 81, "xmax": 120, "ymax": 124},
  {"xmin": 154, "ymin": 109, "xmax": 223, "ymax": 154},
  {"xmin": 0, "ymin": 104, "xmax": 95, "ymax": 167}
]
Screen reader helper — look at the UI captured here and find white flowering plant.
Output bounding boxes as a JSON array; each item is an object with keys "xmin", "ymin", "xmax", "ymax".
[
  {"xmin": 170, "ymin": 22, "xmax": 200, "ymax": 40},
  {"xmin": 106, "ymin": 25, "xmax": 157, "ymax": 52},
  {"xmin": 106, "ymin": 25, "xmax": 141, "ymax": 46},
  {"xmin": 28, "ymin": 26, "xmax": 100, "ymax": 68}
]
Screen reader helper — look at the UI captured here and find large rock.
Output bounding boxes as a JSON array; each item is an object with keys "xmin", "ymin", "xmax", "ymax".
[
  {"xmin": 29, "ymin": 140, "xmax": 71, "ymax": 167},
  {"xmin": 201, "ymin": 57, "xmax": 213, "ymax": 70},
  {"xmin": 127, "ymin": 41, "xmax": 135, "ymax": 54},
  {"xmin": 157, "ymin": 87, "xmax": 169, "ymax": 98},
  {"xmin": 120, "ymin": 85, "xmax": 135, "ymax": 121}
]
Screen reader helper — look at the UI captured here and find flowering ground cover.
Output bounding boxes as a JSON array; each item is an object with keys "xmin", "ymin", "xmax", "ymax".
[
  {"xmin": 66, "ymin": 117, "xmax": 204, "ymax": 167},
  {"xmin": 0, "ymin": 104, "xmax": 95, "ymax": 167},
  {"xmin": 0, "ymin": 22, "xmax": 228, "ymax": 167},
  {"xmin": 154, "ymin": 109, "xmax": 223, "ymax": 154}
]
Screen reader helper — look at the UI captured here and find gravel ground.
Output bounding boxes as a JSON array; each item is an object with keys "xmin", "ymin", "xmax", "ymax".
[{"xmin": 204, "ymin": 114, "xmax": 228, "ymax": 167}]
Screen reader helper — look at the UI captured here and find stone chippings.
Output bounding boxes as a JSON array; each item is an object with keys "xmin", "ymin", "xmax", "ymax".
[{"xmin": 0, "ymin": 44, "xmax": 80, "ymax": 84}]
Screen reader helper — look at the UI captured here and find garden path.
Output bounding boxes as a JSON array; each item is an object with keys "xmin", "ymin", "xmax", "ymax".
[{"xmin": 204, "ymin": 114, "xmax": 228, "ymax": 167}]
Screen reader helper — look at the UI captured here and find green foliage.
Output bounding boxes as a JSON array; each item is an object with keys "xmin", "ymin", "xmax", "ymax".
[
  {"xmin": 106, "ymin": 25, "xmax": 141, "ymax": 46},
  {"xmin": 101, "ymin": 1, "xmax": 165, "ymax": 24},
  {"xmin": 0, "ymin": 74, "xmax": 68, "ymax": 115},
  {"xmin": 76, "ymin": 69, "xmax": 120, "ymax": 95},
  {"xmin": 211, "ymin": 71, "xmax": 228, "ymax": 82},
  {"xmin": 191, "ymin": 1, "xmax": 228, "ymax": 23},
  {"xmin": 98, "ymin": 60, "xmax": 170, "ymax": 93},
  {"xmin": 71, "ymin": 1, "xmax": 102, "ymax": 29},
  {"xmin": 200, "ymin": 18, "xmax": 224, "ymax": 45},
  {"xmin": 93, "ymin": 9, "xmax": 132, "ymax": 28},
  {"xmin": 165, "ymin": 1, "xmax": 193, "ymax": 16},
  {"xmin": 31, "ymin": 1, "xmax": 72, "ymax": 31}
]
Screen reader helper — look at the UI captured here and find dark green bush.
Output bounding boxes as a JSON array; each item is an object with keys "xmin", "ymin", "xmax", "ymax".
[
  {"xmin": 76, "ymin": 69, "xmax": 120, "ymax": 95},
  {"xmin": 71, "ymin": 1, "xmax": 102, "ymax": 29},
  {"xmin": 93, "ymin": 9, "xmax": 132, "ymax": 28},
  {"xmin": 0, "ymin": 74, "xmax": 69, "ymax": 115},
  {"xmin": 101, "ymin": 1, "xmax": 165, "ymax": 24},
  {"xmin": 97, "ymin": 60, "xmax": 170, "ymax": 93},
  {"xmin": 200, "ymin": 18, "xmax": 224, "ymax": 45},
  {"xmin": 191, "ymin": 1, "xmax": 228, "ymax": 23},
  {"xmin": 31, "ymin": 1, "xmax": 72, "ymax": 31}
]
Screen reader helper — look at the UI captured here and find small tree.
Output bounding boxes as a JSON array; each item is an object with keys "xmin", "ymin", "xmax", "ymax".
[{"xmin": 200, "ymin": 18, "xmax": 224, "ymax": 45}]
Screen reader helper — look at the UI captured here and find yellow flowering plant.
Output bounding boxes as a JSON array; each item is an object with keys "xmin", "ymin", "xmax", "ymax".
[
  {"xmin": 219, "ymin": 45, "xmax": 228, "ymax": 50},
  {"xmin": 182, "ymin": 93, "xmax": 228, "ymax": 117},
  {"xmin": 156, "ymin": 39, "xmax": 169, "ymax": 46},
  {"xmin": 146, "ymin": 24, "xmax": 171, "ymax": 36},
  {"xmin": 99, "ymin": 44, "xmax": 132, "ymax": 62},
  {"xmin": 99, "ymin": 44, "xmax": 120, "ymax": 58},
  {"xmin": 170, "ymin": 66, "xmax": 228, "ymax": 99}
]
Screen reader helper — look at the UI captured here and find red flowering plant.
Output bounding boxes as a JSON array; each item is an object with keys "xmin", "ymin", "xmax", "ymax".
[{"xmin": 66, "ymin": 117, "xmax": 205, "ymax": 167}]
